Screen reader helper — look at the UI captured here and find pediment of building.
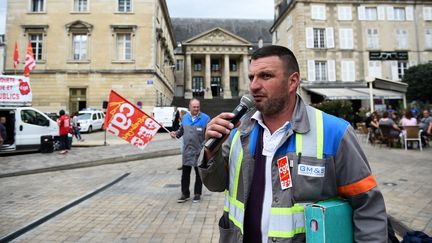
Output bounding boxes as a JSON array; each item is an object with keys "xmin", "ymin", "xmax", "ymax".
[{"xmin": 183, "ymin": 27, "xmax": 251, "ymax": 46}]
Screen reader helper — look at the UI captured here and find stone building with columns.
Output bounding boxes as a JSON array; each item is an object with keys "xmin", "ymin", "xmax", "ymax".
[
  {"xmin": 4, "ymin": 0, "xmax": 175, "ymax": 114},
  {"xmin": 171, "ymin": 18, "xmax": 272, "ymax": 101}
]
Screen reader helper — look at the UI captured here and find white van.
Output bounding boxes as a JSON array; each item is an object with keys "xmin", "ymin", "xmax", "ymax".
[
  {"xmin": 152, "ymin": 107, "xmax": 188, "ymax": 131},
  {"xmin": 0, "ymin": 106, "xmax": 59, "ymax": 153},
  {"xmin": 77, "ymin": 109, "xmax": 105, "ymax": 133}
]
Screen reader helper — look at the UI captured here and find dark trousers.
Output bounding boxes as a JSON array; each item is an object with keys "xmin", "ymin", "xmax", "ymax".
[
  {"xmin": 181, "ymin": 165, "xmax": 202, "ymax": 197},
  {"xmin": 59, "ymin": 135, "xmax": 69, "ymax": 150}
]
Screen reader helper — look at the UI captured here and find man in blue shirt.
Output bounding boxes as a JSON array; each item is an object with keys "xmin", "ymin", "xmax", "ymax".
[{"xmin": 170, "ymin": 99, "xmax": 210, "ymax": 203}]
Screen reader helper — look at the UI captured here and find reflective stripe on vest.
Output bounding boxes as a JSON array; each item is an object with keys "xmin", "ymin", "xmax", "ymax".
[
  {"xmin": 224, "ymin": 131, "xmax": 245, "ymax": 233},
  {"xmin": 268, "ymin": 204, "xmax": 306, "ymax": 238},
  {"xmin": 296, "ymin": 107, "xmax": 324, "ymax": 159},
  {"xmin": 225, "ymin": 107, "xmax": 324, "ymax": 238}
]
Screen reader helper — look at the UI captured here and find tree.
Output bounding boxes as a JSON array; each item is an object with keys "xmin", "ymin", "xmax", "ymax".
[{"xmin": 402, "ymin": 63, "xmax": 432, "ymax": 103}]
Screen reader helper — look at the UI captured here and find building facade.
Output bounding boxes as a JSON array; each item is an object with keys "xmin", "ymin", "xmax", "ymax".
[
  {"xmin": 171, "ymin": 18, "xmax": 272, "ymax": 100},
  {"xmin": 4, "ymin": 0, "xmax": 176, "ymax": 114},
  {"xmin": 271, "ymin": 0, "xmax": 432, "ymax": 109}
]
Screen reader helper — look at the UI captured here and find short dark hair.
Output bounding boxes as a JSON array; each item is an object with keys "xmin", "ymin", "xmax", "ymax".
[
  {"xmin": 251, "ymin": 45, "xmax": 299, "ymax": 76},
  {"xmin": 59, "ymin": 110, "xmax": 65, "ymax": 116}
]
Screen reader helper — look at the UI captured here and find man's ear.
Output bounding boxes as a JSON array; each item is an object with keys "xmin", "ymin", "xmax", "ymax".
[{"xmin": 288, "ymin": 72, "xmax": 300, "ymax": 93}]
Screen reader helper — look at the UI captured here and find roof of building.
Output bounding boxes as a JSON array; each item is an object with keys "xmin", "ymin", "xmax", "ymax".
[{"xmin": 171, "ymin": 18, "xmax": 272, "ymax": 45}]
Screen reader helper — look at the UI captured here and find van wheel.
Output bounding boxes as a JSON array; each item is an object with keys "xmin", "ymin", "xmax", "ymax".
[{"xmin": 88, "ymin": 126, "xmax": 93, "ymax": 133}]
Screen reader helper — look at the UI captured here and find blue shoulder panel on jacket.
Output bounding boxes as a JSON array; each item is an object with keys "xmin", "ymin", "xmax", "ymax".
[
  {"xmin": 182, "ymin": 113, "xmax": 209, "ymax": 127},
  {"xmin": 322, "ymin": 112, "xmax": 349, "ymax": 156},
  {"xmin": 248, "ymin": 124, "xmax": 260, "ymax": 155}
]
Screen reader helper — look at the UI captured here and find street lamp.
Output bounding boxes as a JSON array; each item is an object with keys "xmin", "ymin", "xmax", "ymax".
[{"xmin": 366, "ymin": 76, "xmax": 375, "ymax": 112}]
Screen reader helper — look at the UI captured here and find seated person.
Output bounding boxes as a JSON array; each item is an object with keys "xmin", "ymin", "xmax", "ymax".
[
  {"xmin": 419, "ymin": 110, "xmax": 432, "ymax": 146},
  {"xmin": 379, "ymin": 111, "xmax": 401, "ymax": 138},
  {"xmin": 400, "ymin": 110, "xmax": 418, "ymax": 126}
]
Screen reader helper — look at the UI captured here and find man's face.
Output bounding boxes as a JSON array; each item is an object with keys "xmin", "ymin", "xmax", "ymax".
[
  {"xmin": 248, "ymin": 56, "xmax": 298, "ymax": 117},
  {"xmin": 0, "ymin": 117, "xmax": 5, "ymax": 124},
  {"xmin": 189, "ymin": 100, "xmax": 200, "ymax": 116},
  {"xmin": 424, "ymin": 111, "xmax": 430, "ymax": 118}
]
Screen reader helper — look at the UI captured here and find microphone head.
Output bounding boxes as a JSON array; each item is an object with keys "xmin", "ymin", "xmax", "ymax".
[{"xmin": 240, "ymin": 94, "xmax": 255, "ymax": 110}]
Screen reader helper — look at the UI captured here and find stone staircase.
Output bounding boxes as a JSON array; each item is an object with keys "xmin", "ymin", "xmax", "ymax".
[{"xmin": 171, "ymin": 97, "xmax": 241, "ymax": 119}]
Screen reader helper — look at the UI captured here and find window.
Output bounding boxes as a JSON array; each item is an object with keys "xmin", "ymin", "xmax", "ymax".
[
  {"xmin": 397, "ymin": 61, "xmax": 408, "ymax": 79},
  {"xmin": 287, "ymin": 34, "xmax": 293, "ymax": 50},
  {"xmin": 426, "ymin": 29, "xmax": 432, "ymax": 49},
  {"xmin": 287, "ymin": 15, "xmax": 292, "ymax": 29},
  {"xmin": 339, "ymin": 28, "xmax": 353, "ymax": 49},
  {"xmin": 118, "ymin": 0, "xmax": 131, "ymax": 12},
  {"xmin": 341, "ymin": 60, "xmax": 355, "ymax": 81},
  {"xmin": 366, "ymin": 28, "xmax": 379, "ymax": 49},
  {"xmin": 313, "ymin": 28, "xmax": 326, "ymax": 48},
  {"xmin": 31, "ymin": 0, "xmax": 44, "ymax": 12},
  {"xmin": 194, "ymin": 59, "xmax": 202, "ymax": 71},
  {"xmin": 74, "ymin": 0, "xmax": 88, "ymax": 12},
  {"xmin": 21, "ymin": 110, "xmax": 49, "ymax": 127},
  {"xmin": 116, "ymin": 33, "xmax": 132, "ymax": 60},
  {"xmin": 72, "ymin": 34, "xmax": 87, "ymax": 60},
  {"xmin": 368, "ymin": 61, "xmax": 382, "ymax": 78},
  {"xmin": 315, "ymin": 61, "xmax": 327, "ymax": 81},
  {"xmin": 311, "ymin": 4, "xmax": 326, "ymax": 20},
  {"xmin": 176, "ymin": 59, "xmax": 184, "ymax": 71},
  {"xmin": 211, "ymin": 59, "xmax": 220, "ymax": 71},
  {"xmin": 192, "ymin": 76, "xmax": 204, "ymax": 96},
  {"xmin": 396, "ymin": 29, "xmax": 408, "ymax": 49},
  {"xmin": 365, "ymin": 7, "xmax": 377, "ymax": 20},
  {"xmin": 424, "ymin": 7, "xmax": 432, "ymax": 21},
  {"xmin": 30, "ymin": 34, "xmax": 43, "ymax": 61},
  {"xmin": 338, "ymin": 6, "xmax": 352, "ymax": 20},
  {"xmin": 394, "ymin": 7, "xmax": 406, "ymax": 21},
  {"xmin": 230, "ymin": 60, "xmax": 237, "ymax": 72}
]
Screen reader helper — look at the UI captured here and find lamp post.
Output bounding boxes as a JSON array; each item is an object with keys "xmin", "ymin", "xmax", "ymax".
[{"xmin": 366, "ymin": 76, "xmax": 375, "ymax": 112}]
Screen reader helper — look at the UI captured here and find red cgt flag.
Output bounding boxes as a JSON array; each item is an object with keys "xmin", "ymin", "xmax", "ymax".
[
  {"xmin": 104, "ymin": 90, "xmax": 162, "ymax": 150},
  {"xmin": 13, "ymin": 41, "xmax": 19, "ymax": 69},
  {"xmin": 23, "ymin": 41, "xmax": 36, "ymax": 77}
]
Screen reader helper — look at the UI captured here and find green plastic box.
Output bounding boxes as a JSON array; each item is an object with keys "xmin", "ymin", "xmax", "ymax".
[{"xmin": 305, "ymin": 199, "xmax": 353, "ymax": 243}]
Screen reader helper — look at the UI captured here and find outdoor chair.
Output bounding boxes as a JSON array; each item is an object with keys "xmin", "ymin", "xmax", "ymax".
[
  {"xmin": 356, "ymin": 122, "xmax": 370, "ymax": 144},
  {"xmin": 403, "ymin": 125, "xmax": 422, "ymax": 151},
  {"xmin": 378, "ymin": 124, "xmax": 400, "ymax": 148}
]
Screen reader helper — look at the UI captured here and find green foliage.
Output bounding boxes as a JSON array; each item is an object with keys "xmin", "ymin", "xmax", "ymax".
[
  {"xmin": 402, "ymin": 63, "xmax": 432, "ymax": 103},
  {"xmin": 314, "ymin": 100, "xmax": 354, "ymax": 122}
]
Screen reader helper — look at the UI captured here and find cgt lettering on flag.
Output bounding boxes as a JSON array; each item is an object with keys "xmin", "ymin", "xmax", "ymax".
[{"xmin": 104, "ymin": 90, "xmax": 161, "ymax": 150}]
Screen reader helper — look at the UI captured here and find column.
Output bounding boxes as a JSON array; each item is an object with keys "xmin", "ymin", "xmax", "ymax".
[
  {"xmin": 204, "ymin": 54, "xmax": 213, "ymax": 99},
  {"xmin": 184, "ymin": 54, "xmax": 192, "ymax": 99},
  {"xmin": 222, "ymin": 54, "xmax": 232, "ymax": 99},
  {"xmin": 239, "ymin": 54, "xmax": 249, "ymax": 96}
]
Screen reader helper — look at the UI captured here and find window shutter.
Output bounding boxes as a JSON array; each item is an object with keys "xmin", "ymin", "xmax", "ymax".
[
  {"xmin": 342, "ymin": 60, "xmax": 355, "ymax": 81},
  {"xmin": 320, "ymin": 5, "xmax": 326, "ymax": 20},
  {"xmin": 326, "ymin": 27, "xmax": 334, "ymax": 48},
  {"xmin": 288, "ymin": 34, "xmax": 293, "ymax": 50},
  {"xmin": 387, "ymin": 6, "xmax": 394, "ymax": 20},
  {"xmin": 358, "ymin": 6, "xmax": 365, "ymax": 20},
  {"xmin": 391, "ymin": 61, "xmax": 399, "ymax": 80},
  {"xmin": 377, "ymin": 6, "xmax": 386, "ymax": 20},
  {"xmin": 311, "ymin": 5, "xmax": 317, "ymax": 19},
  {"xmin": 307, "ymin": 60, "xmax": 316, "ymax": 81},
  {"xmin": 341, "ymin": 61, "xmax": 348, "ymax": 81},
  {"xmin": 337, "ymin": 6, "xmax": 345, "ymax": 20},
  {"xmin": 328, "ymin": 60, "xmax": 336, "ymax": 81},
  {"xmin": 306, "ymin": 27, "xmax": 314, "ymax": 48},
  {"xmin": 349, "ymin": 61, "xmax": 356, "ymax": 81},
  {"xmin": 376, "ymin": 61, "xmax": 382, "ymax": 78},
  {"xmin": 424, "ymin": 7, "xmax": 432, "ymax": 21},
  {"xmin": 346, "ymin": 29, "xmax": 353, "ymax": 49},
  {"xmin": 405, "ymin": 6, "xmax": 414, "ymax": 21}
]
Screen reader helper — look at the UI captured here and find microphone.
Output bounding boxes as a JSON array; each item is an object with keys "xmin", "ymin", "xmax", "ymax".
[{"xmin": 205, "ymin": 94, "xmax": 255, "ymax": 152}]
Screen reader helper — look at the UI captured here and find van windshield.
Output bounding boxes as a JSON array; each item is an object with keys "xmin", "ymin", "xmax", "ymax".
[{"xmin": 78, "ymin": 114, "xmax": 91, "ymax": 120}]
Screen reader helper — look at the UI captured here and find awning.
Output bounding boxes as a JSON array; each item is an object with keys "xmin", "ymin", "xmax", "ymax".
[
  {"xmin": 304, "ymin": 88, "xmax": 404, "ymax": 100},
  {"xmin": 352, "ymin": 88, "xmax": 404, "ymax": 99}
]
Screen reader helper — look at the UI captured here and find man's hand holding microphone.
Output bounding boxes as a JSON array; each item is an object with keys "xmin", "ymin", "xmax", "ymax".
[{"xmin": 204, "ymin": 95, "xmax": 255, "ymax": 160}]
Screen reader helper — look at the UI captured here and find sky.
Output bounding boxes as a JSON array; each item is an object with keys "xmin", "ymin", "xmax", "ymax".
[
  {"xmin": 0, "ymin": 0, "xmax": 274, "ymax": 34},
  {"xmin": 165, "ymin": 0, "xmax": 274, "ymax": 19}
]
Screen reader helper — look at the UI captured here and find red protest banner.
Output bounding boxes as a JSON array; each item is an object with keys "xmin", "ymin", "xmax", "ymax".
[{"xmin": 104, "ymin": 90, "xmax": 161, "ymax": 149}]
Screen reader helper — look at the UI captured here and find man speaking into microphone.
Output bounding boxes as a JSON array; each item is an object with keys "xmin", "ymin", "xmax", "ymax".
[{"xmin": 198, "ymin": 45, "xmax": 387, "ymax": 243}]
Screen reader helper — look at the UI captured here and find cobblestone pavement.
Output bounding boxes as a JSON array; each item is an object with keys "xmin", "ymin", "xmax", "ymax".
[{"xmin": 0, "ymin": 132, "xmax": 431, "ymax": 242}]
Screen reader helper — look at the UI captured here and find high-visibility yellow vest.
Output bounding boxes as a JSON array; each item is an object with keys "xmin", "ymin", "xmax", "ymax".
[{"xmin": 224, "ymin": 107, "xmax": 324, "ymax": 239}]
